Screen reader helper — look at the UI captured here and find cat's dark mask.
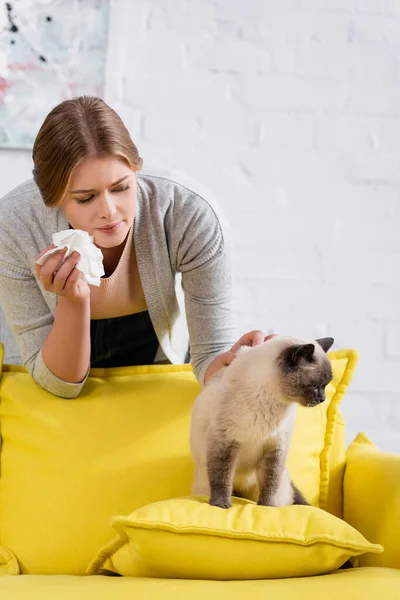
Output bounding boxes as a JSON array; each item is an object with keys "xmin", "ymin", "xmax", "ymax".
[
  {"xmin": 283, "ymin": 337, "xmax": 334, "ymax": 369},
  {"xmin": 278, "ymin": 338, "xmax": 334, "ymax": 407}
]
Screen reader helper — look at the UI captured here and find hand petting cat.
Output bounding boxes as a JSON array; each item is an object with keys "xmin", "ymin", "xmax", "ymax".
[
  {"xmin": 221, "ymin": 330, "xmax": 277, "ymax": 367},
  {"xmin": 204, "ymin": 330, "xmax": 277, "ymax": 384}
]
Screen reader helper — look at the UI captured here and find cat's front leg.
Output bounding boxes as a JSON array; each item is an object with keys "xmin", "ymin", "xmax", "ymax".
[
  {"xmin": 256, "ymin": 442, "xmax": 287, "ymax": 507},
  {"xmin": 191, "ymin": 467, "xmax": 210, "ymax": 496},
  {"xmin": 291, "ymin": 481, "xmax": 309, "ymax": 505},
  {"xmin": 207, "ymin": 439, "xmax": 240, "ymax": 509}
]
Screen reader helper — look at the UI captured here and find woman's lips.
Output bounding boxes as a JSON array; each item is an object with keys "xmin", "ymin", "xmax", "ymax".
[{"xmin": 98, "ymin": 222, "xmax": 121, "ymax": 234}]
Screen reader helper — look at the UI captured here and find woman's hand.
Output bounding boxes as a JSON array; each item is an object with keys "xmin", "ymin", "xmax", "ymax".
[
  {"xmin": 204, "ymin": 330, "xmax": 277, "ymax": 384},
  {"xmin": 220, "ymin": 330, "xmax": 277, "ymax": 367},
  {"xmin": 35, "ymin": 244, "xmax": 90, "ymax": 304}
]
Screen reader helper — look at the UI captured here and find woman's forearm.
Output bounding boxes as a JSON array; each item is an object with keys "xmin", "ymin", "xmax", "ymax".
[{"xmin": 42, "ymin": 295, "xmax": 91, "ymax": 383}]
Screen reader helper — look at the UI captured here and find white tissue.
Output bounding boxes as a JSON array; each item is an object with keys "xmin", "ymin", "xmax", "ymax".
[{"xmin": 35, "ymin": 229, "xmax": 105, "ymax": 287}]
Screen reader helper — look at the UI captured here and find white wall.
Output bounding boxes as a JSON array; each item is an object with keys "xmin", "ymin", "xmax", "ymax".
[{"xmin": 1, "ymin": 0, "xmax": 399, "ymax": 451}]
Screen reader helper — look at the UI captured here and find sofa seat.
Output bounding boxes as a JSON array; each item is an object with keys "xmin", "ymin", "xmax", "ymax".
[{"xmin": 1, "ymin": 568, "xmax": 400, "ymax": 600}]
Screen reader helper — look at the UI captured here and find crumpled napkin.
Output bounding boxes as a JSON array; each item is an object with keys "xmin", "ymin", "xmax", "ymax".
[{"xmin": 35, "ymin": 229, "xmax": 105, "ymax": 286}]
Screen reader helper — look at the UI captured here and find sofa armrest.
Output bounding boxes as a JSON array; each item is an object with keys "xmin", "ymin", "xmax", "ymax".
[{"xmin": 343, "ymin": 433, "xmax": 400, "ymax": 569}]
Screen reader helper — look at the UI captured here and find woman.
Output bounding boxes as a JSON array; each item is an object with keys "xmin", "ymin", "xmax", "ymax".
[{"xmin": 0, "ymin": 96, "xmax": 270, "ymax": 399}]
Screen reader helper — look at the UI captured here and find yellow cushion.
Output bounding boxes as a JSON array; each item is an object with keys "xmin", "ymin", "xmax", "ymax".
[
  {"xmin": 323, "ymin": 410, "xmax": 346, "ymax": 518},
  {"xmin": 87, "ymin": 497, "xmax": 382, "ymax": 579},
  {"xmin": 288, "ymin": 349, "xmax": 358, "ymax": 513},
  {"xmin": 0, "ymin": 347, "xmax": 357, "ymax": 575},
  {"xmin": 0, "ymin": 547, "xmax": 19, "ymax": 576},
  {"xmin": 344, "ymin": 433, "xmax": 400, "ymax": 569}
]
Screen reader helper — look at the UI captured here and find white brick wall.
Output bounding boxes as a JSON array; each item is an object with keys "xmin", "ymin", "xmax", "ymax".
[{"xmin": 0, "ymin": 0, "xmax": 399, "ymax": 451}]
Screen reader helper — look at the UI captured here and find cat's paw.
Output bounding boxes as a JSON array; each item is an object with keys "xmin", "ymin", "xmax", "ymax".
[
  {"xmin": 257, "ymin": 497, "xmax": 278, "ymax": 507},
  {"xmin": 209, "ymin": 496, "xmax": 231, "ymax": 509}
]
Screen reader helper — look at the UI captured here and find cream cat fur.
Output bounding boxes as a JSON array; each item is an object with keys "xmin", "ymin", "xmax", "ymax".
[{"xmin": 190, "ymin": 335, "xmax": 334, "ymax": 509}]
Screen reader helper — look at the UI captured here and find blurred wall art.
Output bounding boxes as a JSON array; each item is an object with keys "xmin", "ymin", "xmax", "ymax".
[{"xmin": 0, "ymin": 0, "xmax": 109, "ymax": 149}]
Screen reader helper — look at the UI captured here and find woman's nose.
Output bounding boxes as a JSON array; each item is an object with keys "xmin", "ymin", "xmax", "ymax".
[{"xmin": 99, "ymin": 193, "xmax": 117, "ymax": 219}]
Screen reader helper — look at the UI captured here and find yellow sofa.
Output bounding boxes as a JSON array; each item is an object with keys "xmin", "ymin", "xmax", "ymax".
[{"xmin": 0, "ymin": 344, "xmax": 399, "ymax": 599}]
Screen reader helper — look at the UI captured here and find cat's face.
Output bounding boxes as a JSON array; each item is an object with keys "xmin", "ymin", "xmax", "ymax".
[{"xmin": 277, "ymin": 337, "xmax": 334, "ymax": 408}]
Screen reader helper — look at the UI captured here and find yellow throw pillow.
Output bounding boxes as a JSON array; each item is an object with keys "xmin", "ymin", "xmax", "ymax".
[
  {"xmin": 87, "ymin": 497, "xmax": 382, "ymax": 580},
  {"xmin": 0, "ymin": 347, "xmax": 357, "ymax": 575},
  {"xmin": 287, "ymin": 349, "xmax": 358, "ymax": 514},
  {"xmin": 344, "ymin": 433, "xmax": 400, "ymax": 569},
  {"xmin": 0, "ymin": 547, "xmax": 19, "ymax": 576}
]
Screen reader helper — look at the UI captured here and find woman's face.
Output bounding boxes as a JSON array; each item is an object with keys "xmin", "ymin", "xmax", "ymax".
[{"xmin": 61, "ymin": 155, "xmax": 137, "ymax": 249}]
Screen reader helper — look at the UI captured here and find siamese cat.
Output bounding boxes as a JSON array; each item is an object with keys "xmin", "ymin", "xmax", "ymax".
[{"xmin": 190, "ymin": 335, "xmax": 334, "ymax": 509}]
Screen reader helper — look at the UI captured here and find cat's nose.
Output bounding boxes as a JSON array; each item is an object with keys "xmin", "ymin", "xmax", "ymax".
[{"xmin": 317, "ymin": 389, "xmax": 326, "ymax": 404}]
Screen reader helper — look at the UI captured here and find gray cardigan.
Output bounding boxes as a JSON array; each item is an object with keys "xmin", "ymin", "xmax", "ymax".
[{"xmin": 0, "ymin": 170, "xmax": 238, "ymax": 398}]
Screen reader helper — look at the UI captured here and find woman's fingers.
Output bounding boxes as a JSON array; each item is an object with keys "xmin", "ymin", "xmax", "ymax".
[
  {"xmin": 230, "ymin": 329, "xmax": 266, "ymax": 353},
  {"xmin": 264, "ymin": 333, "xmax": 277, "ymax": 342},
  {"xmin": 220, "ymin": 349, "xmax": 236, "ymax": 367},
  {"xmin": 38, "ymin": 248, "xmax": 68, "ymax": 288},
  {"xmin": 34, "ymin": 245, "xmax": 90, "ymax": 303},
  {"xmin": 52, "ymin": 252, "xmax": 81, "ymax": 294},
  {"xmin": 248, "ymin": 329, "xmax": 266, "ymax": 346},
  {"xmin": 63, "ymin": 264, "xmax": 83, "ymax": 291},
  {"xmin": 223, "ymin": 330, "xmax": 278, "ymax": 367},
  {"xmin": 35, "ymin": 244, "xmax": 57, "ymax": 279}
]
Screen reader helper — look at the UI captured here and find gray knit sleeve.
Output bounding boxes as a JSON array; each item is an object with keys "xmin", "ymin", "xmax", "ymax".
[
  {"xmin": 0, "ymin": 259, "xmax": 89, "ymax": 399},
  {"xmin": 174, "ymin": 194, "xmax": 238, "ymax": 386}
]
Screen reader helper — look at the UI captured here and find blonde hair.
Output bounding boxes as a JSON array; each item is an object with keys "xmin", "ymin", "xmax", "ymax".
[{"xmin": 32, "ymin": 96, "xmax": 143, "ymax": 207}]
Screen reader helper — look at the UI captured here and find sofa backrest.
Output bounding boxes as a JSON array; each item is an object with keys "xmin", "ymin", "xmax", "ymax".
[{"xmin": 0, "ymin": 346, "xmax": 357, "ymax": 575}]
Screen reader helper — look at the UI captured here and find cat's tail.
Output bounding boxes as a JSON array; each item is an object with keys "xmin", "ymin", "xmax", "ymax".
[{"xmin": 291, "ymin": 481, "xmax": 309, "ymax": 505}]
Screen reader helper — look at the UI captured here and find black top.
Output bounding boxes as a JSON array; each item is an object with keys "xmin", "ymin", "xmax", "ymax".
[{"xmin": 90, "ymin": 311, "xmax": 159, "ymax": 368}]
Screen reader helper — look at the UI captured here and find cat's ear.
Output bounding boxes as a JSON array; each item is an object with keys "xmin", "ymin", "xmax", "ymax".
[
  {"xmin": 316, "ymin": 337, "xmax": 334, "ymax": 353},
  {"xmin": 285, "ymin": 343, "xmax": 315, "ymax": 367}
]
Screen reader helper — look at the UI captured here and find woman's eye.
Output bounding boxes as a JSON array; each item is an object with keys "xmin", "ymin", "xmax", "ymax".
[
  {"xmin": 75, "ymin": 185, "xmax": 129, "ymax": 204},
  {"xmin": 112, "ymin": 185, "xmax": 130, "ymax": 193},
  {"xmin": 76, "ymin": 195, "xmax": 94, "ymax": 204}
]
